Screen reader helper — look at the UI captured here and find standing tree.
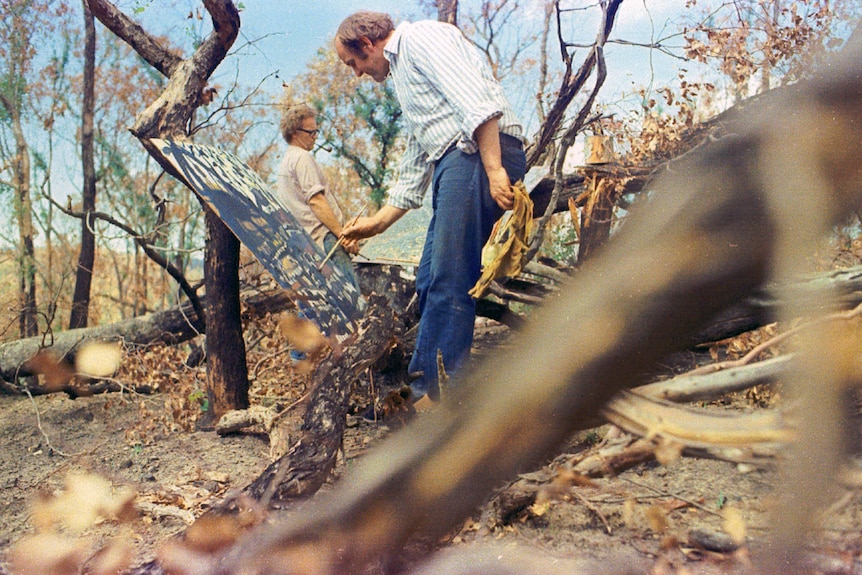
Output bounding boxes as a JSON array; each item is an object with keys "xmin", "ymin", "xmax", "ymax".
[
  {"xmin": 437, "ymin": 0, "xmax": 458, "ymax": 25},
  {"xmin": 0, "ymin": 0, "xmax": 58, "ymax": 338},
  {"xmin": 87, "ymin": 0, "xmax": 249, "ymax": 421},
  {"xmin": 69, "ymin": 0, "xmax": 97, "ymax": 329}
]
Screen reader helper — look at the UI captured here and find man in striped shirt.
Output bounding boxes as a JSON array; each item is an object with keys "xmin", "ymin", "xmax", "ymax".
[{"xmin": 337, "ymin": 11, "xmax": 527, "ymax": 404}]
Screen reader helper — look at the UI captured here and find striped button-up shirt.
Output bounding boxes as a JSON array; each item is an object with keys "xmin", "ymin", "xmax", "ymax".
[{"xmin": 384, "ymin": 20, "xmax": 524, "ymax": 210}]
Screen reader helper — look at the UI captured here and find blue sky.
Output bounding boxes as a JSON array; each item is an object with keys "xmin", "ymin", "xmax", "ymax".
[
  {"xmin": 233, "ymin": 1, "xmax": 687, "ymax": 93},
  {"xmin": 230, "ymin": 1, "xmax": 420, "ymax": 90},
  {"xmin": 123, "ymin": 0, "xmax": 692, "ymax": 129},
  {"xmin": 218, "ymin": 1, "xmax": 691, "ymax": 134}
]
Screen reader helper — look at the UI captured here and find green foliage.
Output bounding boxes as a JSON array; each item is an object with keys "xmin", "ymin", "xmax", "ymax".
[
  {"xmin": 538, "ymin": 214, "xmax": 579, "ymax": 266},
  {"xmin": 322, "ymin": 82, "xmax": 402, "ymax": 207},
  {"xmin": 294, "ymin": 45, "xmax": 404, "ymax": 210},
  {"xmin": 584, "ymin": 430, "xmax": 600, "ymax": 446},
  {"xmin": 132, "ymin": 0, "xmax": 154, "ymax": 15},
  {"xmin": 188, "ymin": 389, "xmax": 209, "ymax": 412}
]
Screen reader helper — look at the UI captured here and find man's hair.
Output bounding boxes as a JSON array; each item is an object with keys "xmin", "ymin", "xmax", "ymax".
[
  {"xmin": 278, "ymin": 100, "xmax": 316, "ymax": 143},
  {"xmin": 336, "ymin": 11, "xmax": 394, "ymax": 53}
]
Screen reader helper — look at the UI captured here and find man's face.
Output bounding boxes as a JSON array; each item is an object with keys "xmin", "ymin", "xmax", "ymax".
[{"xmin": 336, "ymin": 38, "xmax": 389, "ymax": 83}]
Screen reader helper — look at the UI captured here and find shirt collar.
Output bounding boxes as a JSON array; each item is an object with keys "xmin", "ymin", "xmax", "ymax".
[{"xmin": 383, "ymin": 21, "xmax": 409, "ymax": 61}]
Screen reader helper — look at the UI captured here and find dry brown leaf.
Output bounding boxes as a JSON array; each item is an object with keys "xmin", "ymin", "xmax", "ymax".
[
  {"xmin": 9, "ymin": 533, "xmax": 90, "ymax": 575},
  {"xmin": 278, "ymin": 313, "xmax": 327, "ymax": 355},
  {"xmin": 24, "ymin": 350, "xmax": 75, "ymax": 391},
  {"xmin": 76, "ymin": 342, "xmax": 123, "ymax": 378},
  {"xmin": 184, "ymin": 514, "xmax": 243, "ymax": 553},
  {"xmin": 529, "ymin": 500, "xmax": 551, "ymax": 517},
  {"xmin": 158, "ymin": 539, "xmax": 218, "ymax": 575},
  {"xmin": 32, "ymin": 472, "xmax": 137, "ymax": 533},
  {"xmin": 622, "ymin": 498, "xmax": 637, "ymax": 529},
  {"xmin": 654, "ymin": 437, "xmax": 684, "ymax": 466},
  {"xmin": 645, "ymin": 504, "xmax": 670, "ymax": 533},
  {"xmin": 552, "ymin": 467, "xmax": 595, "ymax": 489},
  {"xmin": 88, "ymin": 535, "xmax": 134, "ymax": 575}
]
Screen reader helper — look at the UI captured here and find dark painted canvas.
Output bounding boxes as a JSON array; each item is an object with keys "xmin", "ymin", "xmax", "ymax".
[{"xmin": 151, "ymin": 139, "xmax": 364, "ymax": 339}]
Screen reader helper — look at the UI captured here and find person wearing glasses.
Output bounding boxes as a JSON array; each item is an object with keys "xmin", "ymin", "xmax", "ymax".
[
  {"xmin": 277, "ymin": 102, "xmax": 360, "ymax": 281},
  {"xmin": 277, "ymin": 102, "xmax": 360, "ymax": 362}
]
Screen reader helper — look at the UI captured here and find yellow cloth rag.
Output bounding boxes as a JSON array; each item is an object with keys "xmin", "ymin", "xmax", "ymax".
[{"xmin": 469, "ymin": 180, "xmax": 533, "ymax": 299}]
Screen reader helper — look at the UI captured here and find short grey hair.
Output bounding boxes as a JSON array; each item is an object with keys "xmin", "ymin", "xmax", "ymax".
[
  {"xmin": 279, "ymin": 102, "xmax": 316, "ymax": 143},
  {"xmin": 336, "ymin": 11, "xmax": 394, "ymax": 53}
]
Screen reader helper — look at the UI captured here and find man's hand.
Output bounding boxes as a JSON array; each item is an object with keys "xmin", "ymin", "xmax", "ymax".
[
  {"xmin": 341, "ymin": 237, "xmax": 360, "ymax": 254},
  {"xmin": 343, "ymin": 205, "xmax": 407, "ymax": 240},
  {"xmin": 487, "ymin": 166, "xmax": 514, "ymax": 211},
  {"xmin": 474, "ymin": 117, "xmax": 514, "ymax": 211}
]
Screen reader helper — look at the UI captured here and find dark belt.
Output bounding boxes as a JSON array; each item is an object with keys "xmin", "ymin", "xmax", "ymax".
[
  {"xmin": 500, "ymin": 132, "xmax": 524, "ymax": 150},
  {"xmin": 437, "ymin": 132, "xmax": 523, "ymax": 164}
]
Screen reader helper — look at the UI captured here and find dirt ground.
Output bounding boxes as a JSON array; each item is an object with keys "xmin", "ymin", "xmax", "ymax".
[{"xmin": 1, "ymin": 320, "xmax": 862, "ymax": 575}]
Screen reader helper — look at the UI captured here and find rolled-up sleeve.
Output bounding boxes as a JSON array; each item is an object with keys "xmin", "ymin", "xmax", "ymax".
[{"xmin": 293, "ymin": 152, "xmax": 326, "ymax": 200}]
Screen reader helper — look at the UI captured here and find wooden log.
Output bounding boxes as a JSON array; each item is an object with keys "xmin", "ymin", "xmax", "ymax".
[
  {"xmin": 0, "ymin": 284, "xmax": 295, "ymax": 389},
  {"xmin": 0, "ymin": 304, "xmax": 204, "ymax": 387},
  {"xmin": 128, "ymin": 295, "xmax": 400, "ymax": 575},
  {"xmin": 240, "ymin": 294, "xmax": 397, "ymax": 504},
  {"xmin": 198, "ymin": 38, "xmax": 862, "ymax": 574}
]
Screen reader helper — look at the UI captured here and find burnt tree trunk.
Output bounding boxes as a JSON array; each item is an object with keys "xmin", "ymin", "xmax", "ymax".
[
  {"xmin": 203, "ymin": 209, "xmax": 249, "ymax": 421},
  {"xmin": 577, "ymin": 174, "xmax": 617, "ymax": 262},
  {"xmin": 69, "ymin": 0, "xmax": 97, "ymax": 330},
  {"xmin": 239, "ymin": 294, "xmax": 396, "ymax": 505},
  {"xmin": 7, "ymin": 263, "xmax": 862, "ymax": 390},
  {"xmin": 436, "ymin": 0, "xmax": 458, "ymax": 26},
  {"xmin": 87, "ymin": 0, "xmax": 247, "ymax": 414}
]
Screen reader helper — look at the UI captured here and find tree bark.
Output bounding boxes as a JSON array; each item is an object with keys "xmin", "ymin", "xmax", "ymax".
[
  {"xmin": 577, "ymin": 174, "xmax": 616, "ymax": 262},
  {"xmin": 526, "ymin": 0, "xmax": 623, "ymax": 169},
  {"xmin": 0, "ymin": 303, "xmax": 203, "ymax": 389},
  {"xmin": 226, "ymin": 295, "xmax": 396, "ymax": 507},
  {"xmin": 7, "ymin": 262, "xmax": 862, "ymax": 392},
  {"xmin": 181, "ymin": 41, "xmax": 860, "ymax": 573},
  {"xmin": 69, "ymin": 0, "xmax": 98, "ymax": 330},
  {"xmin": 0, "ymin": 282, "xmax": 298, "ymax": 389},
  {"xmin": 87, "ymin": 0, "xmax": 248, "ymax": 415},
  {"xmin": 436, "ymin": 0, "xmax": 458, "ymax": 26},
  {"xmin": 0, "ymin": 93, "xmax": 38, "ymax": 339},
  {"xmin": 202, "ymin": 209, "xmax": 249, "ymax": 421}
]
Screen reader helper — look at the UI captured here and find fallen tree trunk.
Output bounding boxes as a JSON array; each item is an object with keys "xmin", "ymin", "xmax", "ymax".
[
  {"xmin": 489, "ymin": 263, "xmax": 862, "ymax": 344},
  {"xmin": 205, "ymin": 296, "xmax": 401, "ymax": 507},
  {"xmin": 0, "ymin": 303, "xmax": 204, "ymax": 387},
  {"xmin": 0, "ymin": 284, "xmax": 296, "ymax": 389},
  {"xmin": 211, "ymin": 270, "xmax": 414, "ymax": 506},
  {"xmin": 164, "ymin": 39, "xmax": 858, "ymax": 574},
  {"xmin": 0, "ymin": 263, "xmax": 416, "ymax": 392},
  {"xmin": 129, "ymin": 295, "xmax": 401, "ymax": 575}
]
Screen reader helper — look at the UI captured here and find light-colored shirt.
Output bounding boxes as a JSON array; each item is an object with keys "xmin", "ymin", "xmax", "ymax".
[
  {"xmin": 276, "ymin": 144, "xmax": 345, "ymax": 246},
  {"xmin": 384, "ymin": 20, "xmax": 524, "ymax": 210}
]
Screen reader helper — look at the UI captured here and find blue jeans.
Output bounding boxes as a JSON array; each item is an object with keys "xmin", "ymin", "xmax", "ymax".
[{"xmin": 409, "ymin": 134, "xmax": 526, "ymax": 399}]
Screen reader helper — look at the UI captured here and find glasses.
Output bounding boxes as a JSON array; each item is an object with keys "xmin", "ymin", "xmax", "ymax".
[{"xmin": 297, "ymin": 128, "xmax": 320, "ymax": 136}]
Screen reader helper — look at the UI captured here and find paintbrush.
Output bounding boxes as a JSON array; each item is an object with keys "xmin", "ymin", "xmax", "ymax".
[{"xmin": 318, "ymin": 203, "xmax": 369, "ymax": 270}]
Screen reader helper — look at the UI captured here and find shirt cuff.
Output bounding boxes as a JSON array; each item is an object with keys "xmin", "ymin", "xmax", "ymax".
[
  {"xmin": 462, "ymin": 108, "xmax": 503, "ymax": 145},
  {"xmin": 387, "ymin": 188, "xmax": 423, "ymax": 210},
  {"xmin": 303, "ymin": 184, "xmax": 326, "ymax": 201}
]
